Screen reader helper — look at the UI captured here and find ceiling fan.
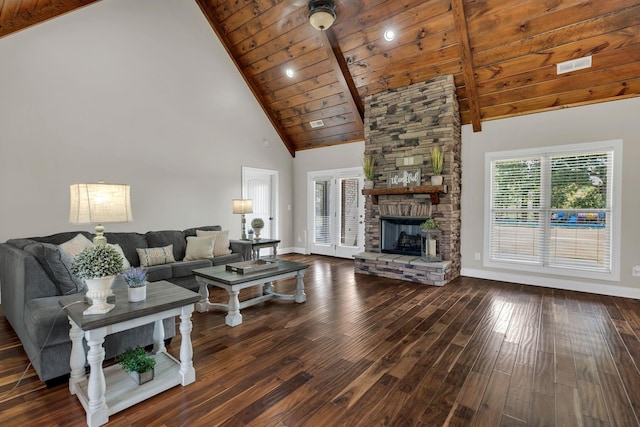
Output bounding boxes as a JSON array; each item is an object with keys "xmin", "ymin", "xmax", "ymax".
[{"xmin": 281, "ymin": 0, "xmax": 337, "ymax": 31}]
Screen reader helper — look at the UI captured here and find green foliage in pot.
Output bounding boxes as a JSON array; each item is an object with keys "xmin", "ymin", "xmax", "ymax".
[
  {"xmin": 430, "ymin": 146, "xmax": 443, "ymax": 176},
  {"xmin": 116, "ymin": 347, "xmax": 156, "ymax": 373},
  {"xmin": 72, "ymin": 244, "xmax": 124, "ymax": 279},
  {"xmin": 363, "ymin": 155, "xmax": 375, "ymax": 180},
  {"xmin": 251, "ymin": 218, "xmax": 264, "ymax": 229},
  {"xmin": 420, "ymin": 218, "xmax": 439, "ymax": 229}
]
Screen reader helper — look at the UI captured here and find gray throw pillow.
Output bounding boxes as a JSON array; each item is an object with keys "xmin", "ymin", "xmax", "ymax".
[{"xmin": 25, "ymin": 243, "xmax": 86, "ymax": 295}]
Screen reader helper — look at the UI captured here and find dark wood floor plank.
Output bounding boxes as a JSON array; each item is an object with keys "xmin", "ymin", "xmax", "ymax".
[{"xmin": 0, "ymin": 254, "xmax": 639, "ymax": 426}]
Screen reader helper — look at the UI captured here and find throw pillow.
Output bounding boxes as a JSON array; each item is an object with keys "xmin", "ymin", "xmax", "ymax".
[
  {"xmin": 108, "ymin": 243, "xmax": 131, "ymax": 270},
  {"xmin": 196, "ymin": 229, "xmax": 232, "ymax": 256},
  {"xmin": 184, "ymin": 235, "xmax": 216, "ymax": 261},
  {"xmin": 25, "ymin": 242, "xmax": 86, "ymax": 295},
  {"xmin": 137, "ymin": 245, "xmax": 176, "ymax": 267},
  {"xmin": 58, "ymin": 233, "xmax": 93, "ymax": 259}
]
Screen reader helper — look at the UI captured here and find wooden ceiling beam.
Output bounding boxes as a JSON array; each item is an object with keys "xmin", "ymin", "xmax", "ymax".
[
  {"xmin": 321, "ymin": 28, "xmax": 364, "ymax": 127},
  {"xmin": 195, "ymin": 0, "xmax": 296, "ymax": 157},
  {"xmin": 451, "ymin": 0, "xmax": 482, "ymax": 132}
]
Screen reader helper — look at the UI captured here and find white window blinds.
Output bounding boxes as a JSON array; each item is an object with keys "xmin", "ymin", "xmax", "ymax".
[{"xmin": 487, "ymin": 141, "xmax": 619, "ymax": 278}]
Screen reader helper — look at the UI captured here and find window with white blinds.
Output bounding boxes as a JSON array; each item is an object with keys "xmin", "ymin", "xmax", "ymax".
[{"xmin": 485, "ymin": 140, "xmax": 621, "ymax": 281}]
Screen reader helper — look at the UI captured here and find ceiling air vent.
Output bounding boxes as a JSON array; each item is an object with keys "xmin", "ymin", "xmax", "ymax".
[
  {"xmin": 557, "ymin": 56, "xmax": 592, "ymax": 75},
  {"xmin": 309, "ymin": 119, "xmax": 325, "ymax": 128}
]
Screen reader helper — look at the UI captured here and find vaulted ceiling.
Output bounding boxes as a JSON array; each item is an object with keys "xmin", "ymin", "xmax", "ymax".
[{"xmin": 2, "ymin": 0, "xmax": 639, "ymax": 156}]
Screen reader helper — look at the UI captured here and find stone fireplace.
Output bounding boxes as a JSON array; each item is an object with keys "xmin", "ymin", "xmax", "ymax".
[{"xmin": 354, "ymin": 75, "xmax": 461, "ymax": 286}]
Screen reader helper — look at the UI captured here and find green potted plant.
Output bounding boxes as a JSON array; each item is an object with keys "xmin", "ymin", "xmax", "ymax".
[
  {"xmin": 251, "ymin": 217, "xmax": 265, "ymax": 239},
  {"xmin": 363, "ymin": 155, "xmax": 375, "ymax": 188},
  {"xmin": 72, "ymin": 244, "xmax": 124, "ymax": 314},
  {"xmin": 123, "ymin": 267, "xmax": 148, "ymax": 302},
  {"xmin": 430, "ymin": 146, "xmax": 444, "ymax": 185},
  {"xmin": 420, "ymin": 218, "xmax": 439, "ymax": 230},
  {"xmin": 116, "ymin": 346, "xmax": 156, "ymax": 385}
]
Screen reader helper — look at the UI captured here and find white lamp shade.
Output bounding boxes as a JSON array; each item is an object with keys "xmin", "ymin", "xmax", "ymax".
[
  {"xmin": 309, "ymin": 10, "xmax": 335, "ymax": 30},
  {"xmin": 69, "ymin": 183, "xmax": 133, "ymax": 224},
  {"xmin": 232, "ymin": 199, "xmax": 253, "ymax": 214}
]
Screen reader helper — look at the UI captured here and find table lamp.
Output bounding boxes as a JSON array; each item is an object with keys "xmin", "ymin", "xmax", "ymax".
[
  {"xmin": 232, "ymin": 199, "xmax": 253, "ymax": 240},
  {"xmin": 69, "ymin": 182, "xmax": 133, "ymax": 245}
]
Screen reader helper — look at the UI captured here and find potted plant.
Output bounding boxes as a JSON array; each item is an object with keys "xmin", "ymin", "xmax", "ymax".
[
  {"xmin": 363, "ymin": 155, "xmax": 375, "ymax": 188},
  {"xmin": 72, "ymin": 244, "xmax": 124, "ymax": 314},
  {"xmin": 420, "ymin": 218, "xmax": 439, "ymax": 230},
  {"xmin": 420, "ymin": 218, "xmax": 442, "ymax": 262},
  {"xmin": 123, "ymin": 267, "xmax": 148, "ymax": 302},
  {"xmin": 251, "ymin": 218, "xmax": 264, "ymax": 239},
  {"xmin": 116, "ymin": 346, "xmax": 156, "ymax": 385},
  {"xmin": 430, "ymin": 146, "xmax": 444, "ymax": 185}
]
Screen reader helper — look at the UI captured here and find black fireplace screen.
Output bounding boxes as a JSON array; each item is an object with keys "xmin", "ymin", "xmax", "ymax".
[{"xmin": 380, "ymin": 216, "xmax": 428, "ymax": 256}]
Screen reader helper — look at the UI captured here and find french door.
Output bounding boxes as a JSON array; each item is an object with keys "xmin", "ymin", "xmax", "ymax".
[
  {"xmin": 308, "ymin": 168, "xmax": 364, "ymax": 258},
  {"xmin": 242, "ymin": 167, "xmax": 278, "ymax": 241}
]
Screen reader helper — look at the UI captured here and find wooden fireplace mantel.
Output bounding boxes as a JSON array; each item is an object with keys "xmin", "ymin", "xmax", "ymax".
[{"xmin": 362, "ymin": 185, "xmax": 448, "ymax": 205}]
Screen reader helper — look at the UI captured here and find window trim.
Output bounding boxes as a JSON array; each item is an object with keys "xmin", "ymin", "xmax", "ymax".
[{"xmin": 483, "ymin": 140, "xmax": 622, "ymax": 282}]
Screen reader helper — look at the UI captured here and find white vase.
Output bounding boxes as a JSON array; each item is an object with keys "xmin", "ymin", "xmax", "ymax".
[
  {"xmin": 84, "ymin": 276, "xmax": 116, "ymax": 315},
  {"xmin": 431, "ymin": 175, "xmax": 443, "ymax": 185},
  {"xmin": 128, "ymin": 285, "xmax": 147, "ymax": 302},
  {"xmin": 254, "ymin": 228, "xmax": 262, "ymax": 240},
  {"xmin": 364, "ymin": 179, "xmax": 373, "ymax": 189}
]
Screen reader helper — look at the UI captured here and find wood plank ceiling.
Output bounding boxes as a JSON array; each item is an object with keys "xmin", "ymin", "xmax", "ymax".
[{"xmin": 2, "ymin": 0, "xmax": 639, "ymax": 156}]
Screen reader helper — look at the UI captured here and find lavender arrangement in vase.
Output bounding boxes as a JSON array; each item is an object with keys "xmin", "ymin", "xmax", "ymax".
[{"xmin": 123, "ymin": 267, "xmax": 148, "ymax": 302}]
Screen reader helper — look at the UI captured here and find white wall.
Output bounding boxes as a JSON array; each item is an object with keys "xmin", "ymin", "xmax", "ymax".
[
  {"xmin": 461, "ymin": 97, "xmax": 640, "ymax": 298},
  {"xmin": 292, "ymin": 141, "xmax": 365, "ymax": 252},
  {"xmin": 0, "ymin": 0, "xmax": 293, "ymax": 245}
]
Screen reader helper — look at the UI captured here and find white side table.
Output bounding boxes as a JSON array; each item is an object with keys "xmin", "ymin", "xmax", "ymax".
[{"xmin": 61, "ymin": 281, "xmax": 200, "ymax": 427}]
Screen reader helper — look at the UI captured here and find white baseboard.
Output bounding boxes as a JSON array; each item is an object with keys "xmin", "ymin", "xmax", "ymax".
[
  {"xmin": 461, "ymin": 268, "xmax": 640, "ymax": 299},
  {"xmin": 277, "ymin": 247, "xmax": 307, "ymax": 255}
]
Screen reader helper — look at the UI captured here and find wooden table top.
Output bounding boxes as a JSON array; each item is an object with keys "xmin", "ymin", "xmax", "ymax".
[
  {"xmin": 193, "ymin": 258, "xmax": 308, "ymax": 286},
  {"xmin": 59, "ymin": 280, "xmax": 200, "ymax": 330}
]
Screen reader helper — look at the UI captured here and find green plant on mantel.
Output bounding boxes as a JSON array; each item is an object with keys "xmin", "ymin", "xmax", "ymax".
[
  {"xmin": 363, "ymin": 155, "xmax": 375, "ymax": 180},
  {"xmin": 420, "ymin": 218, "xmax": 439, "ymax": 229},
  {"xmin": 430, "ymin": 146, "xmax": 443, "ymax": 175},
  {"xmin": 116, "ymin": 347, "xmax": 156, "ymax": 373}
]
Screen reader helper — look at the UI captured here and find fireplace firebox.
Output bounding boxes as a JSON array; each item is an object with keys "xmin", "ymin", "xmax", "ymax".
[{"xmin": 380, "ymin": 216, "xmax": 428, "ymax": 256}]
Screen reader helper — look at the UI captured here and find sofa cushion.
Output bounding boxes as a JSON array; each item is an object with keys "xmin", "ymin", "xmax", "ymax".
[
  {"xmin": 58, "ymin": 233, "xmax": 93, "ymax": 259},
  {"xmin": 32, "ymin": 231, "xmax": 94, "ymax": 246},
  {"xmin": 137, "ymin": 245, "xmax": 176, "ymax": 267},
  {"xmin": 211, "ymin": 252, "xmax": 243, "ymax": 266},
  {"xmin": 183, "ymin": 225, "xmax": 222, "ymax": 237},
  {"xmin": 24, "ymin": 243, "xmax": 86, "ymax": 295},
  {"xmin": 6, "ymin": 238, "xmax": 39, "ymax": 250},
  {"xmin": 171, "ymin": 259, "xmax": 212, "ymax": 278},
  {"xmin": 146, "ymin": 230, "xmax": 187, "ymax": 261},
  {"xmin": 103, "ymin": 232, "xmax": 147, "ymax": 266},
  {"xmin": 25, "ymin": 295, "xmax": 78, "ymax": 347},
  {"xmin": 196, "ymin": 229, "xmax": 232, "ymax": 256},
  {"xmin": 145, "ymin": 264, "xmax": 173, "ymax": 282},
  {"xmin": 108, "ymin": 243, "xmax": 131, "ymax": 270},
  {"xmin": 184, "ymin": 235, "xmax": 215, "ymax": 261}
]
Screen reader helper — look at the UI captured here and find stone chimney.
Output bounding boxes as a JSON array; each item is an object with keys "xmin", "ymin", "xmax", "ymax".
[{"xmin": 355, "ymin": 75, "xmax": 461, "ymax": 286}]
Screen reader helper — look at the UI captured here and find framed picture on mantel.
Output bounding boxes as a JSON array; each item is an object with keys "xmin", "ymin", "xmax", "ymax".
[{"xmin": 387, "ymin": 169, "xmax": 421, "ymax": 188}]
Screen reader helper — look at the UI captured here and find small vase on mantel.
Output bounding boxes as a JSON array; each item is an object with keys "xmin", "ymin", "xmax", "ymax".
[{"xmin": 431, "ymin": 175, "xmax": 443, "ymax": 186}]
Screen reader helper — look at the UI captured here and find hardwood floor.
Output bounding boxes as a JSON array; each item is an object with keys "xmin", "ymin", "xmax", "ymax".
[{"xmin": 1, "ymin": 254, "xmax": 639, "ymax": 426}]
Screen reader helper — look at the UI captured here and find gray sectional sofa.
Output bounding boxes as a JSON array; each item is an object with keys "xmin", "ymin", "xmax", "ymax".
[{"xmin": 0, "ymin": 225, "xmax": 248, "ymax": 383}]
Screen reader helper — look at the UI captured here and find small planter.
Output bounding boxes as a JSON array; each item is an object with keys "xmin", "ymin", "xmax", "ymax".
[
  {"xmin": 364, "ymin": 179, "xmax": 373, "ymax": 189},
  {"xmin": 129, "ymin": 368, "xmax": 154, "ymax": 385},
  {"xmin": 431, "ymin": 175, "xmax": 443, "ymax": 186},
  {"xmin": 128, "ymin": 285, "xmax": 147, "ymax": 302}
]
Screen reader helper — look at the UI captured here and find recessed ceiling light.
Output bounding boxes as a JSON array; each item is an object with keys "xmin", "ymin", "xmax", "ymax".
[
  {"xmin": 285, "ymin": 68, "xmax": 294, "ymax": 78},
  {"xmin": 383, "ymin": 29, "xmax": 395, "ymax": 41}
]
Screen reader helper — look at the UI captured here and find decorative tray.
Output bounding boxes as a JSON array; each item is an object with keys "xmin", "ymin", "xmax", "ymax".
[{"xmin": 226, "ymin": 259, "xmax": 278, "ymax": 274}]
